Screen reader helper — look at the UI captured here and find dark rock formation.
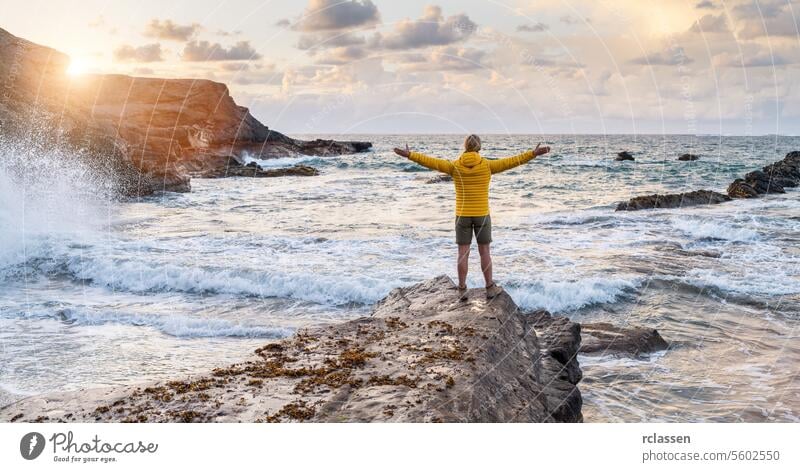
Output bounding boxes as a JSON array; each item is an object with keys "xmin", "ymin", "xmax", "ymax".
[
  {"xmin": 580, "ymin": 322, "xmax": 669, "ymax": 356},
  {"xmin": 527, "ymin": 310, "xmax": 582, "ymax": 422},
  {"xmin": 615, "ymin": 151, "xmax": 634, "ymax": 161},
  {"xmin": 727, "ymin": 179, "xmax": 760, "ymax": 198},
  {"xmin": 425, "ymin": 174, "xmax": 453, "ymax": 184},
  {"xmin": 0, "ymin": 277, "xmax": 583, "ymax": 423},
  {"xmin": 616, "ymin": 190, "xmax": 730, "ymax": 211},
  {"xmin": 0, "ymin": 27, "xmax": 370, "ymax": 197},
  {"xmin": 618, "ymin": 151, "xmax": 800, "ymax": 211},
  {"xmin": 678, "ymin": 153, "xmax": 699, "ymax": 161}
]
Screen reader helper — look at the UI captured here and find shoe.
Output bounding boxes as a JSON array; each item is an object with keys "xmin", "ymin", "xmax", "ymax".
[
  {"xmin": 457, "ymin": 284, "xmax": 469, "ymax": 301},
  {"xmin": 485, "ymin": 282, "xmax": 503, "ymax": 299}
]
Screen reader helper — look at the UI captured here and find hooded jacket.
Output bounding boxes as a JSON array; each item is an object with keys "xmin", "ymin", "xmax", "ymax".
[{"xmin": 408, "ymin": 149, "xmax": 536, "ymax": 216}]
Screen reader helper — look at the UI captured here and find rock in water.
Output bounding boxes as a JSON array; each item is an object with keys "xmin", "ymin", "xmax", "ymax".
[
  {"xmin": 615, "ymin": 151, "xmax": 635, "ymax": 161},
  {"xmin": 425, "ymin": 174, "xmax": 453, "ymax": 184},
  {"xmin": 0, "ymin": 27, "xmax": 371, "ymax": 197},
  {"xmin": 0, "ymin": 277, "xmax": 584, "ymax": 423},
  {"xmin": 580, "ymin": 322, "xmax": 669, "ymax": 356},
  {"xmin": 727, "ymin": 179, "xmax": 760, "ymax": 198},
  {"xmin": 616, "ymin": 190, "xmax": 730, "ymax": 211},
  {"xmin": 678, "ymin": 153, "xmax": 699, "ymax": 161}
]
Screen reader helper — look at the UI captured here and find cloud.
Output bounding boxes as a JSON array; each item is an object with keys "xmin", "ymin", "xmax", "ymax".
[
  {"xmin": 559, "ymin": 15, "xmax": 589, "ymax": 25},
  {"xmin": 113, "ymin": 43, "xmax": 164, "ymax": 62},
  {"xmin": 689, "ymin": 14, "xmax": 728, "ymax": 33},
  {"xmin": 379, "ymin": 5, "xmax": 477, "ymax": 50},
  {"xmin": 182, "ymin": 40, "xmax": 262, "ymax": 61},
  {"xmin": 88, "ymin": 16, "xmax": 105, "ymax": 28},
  {"xmin": 227, "ymin": 63, "xmax": 283, "ymax": 85},
  {"xmin": 734, "ymin": 2, "xmax": 799, "ymax": 39},
  {"xmin": 297, "ymin": 31, "xmax": 366, "ymax": 51},
  {"xmin": 294, "ymin": 0, "xmax": 380, "ymax": 31},
  {"xmin": 144, "ymin": 19, "xmax": 200, "ymax": 41},
  {"xmin": 216, "ymin": 29, "xmax": 242, "ymax": 37},
  {"xmin": 275, "ymin": 19, "xmax": 291, "ymax": 28},
  {"xmin": 315, "ymin": 46, "xmax": 369, "ymax": 64},
  {"xmin": 398, "ymin": 46, "xmax": 485, "ymax": 71},
  {"xmin": 629, "ymin": 46, "xmax": 694, "ymax": 66},
  {"xmin": 517, "ymin": 22, "xmax": 548, "ymax": 33},
  {"xmin": 714, "ymin": 49, "xmax": 796, "ymax": 68},
  {"xmin": 695, "ymin": 1, "xmax": 717, "ymax": 9},
  {"xmin": 133, "ymin": 67, "xmax": 155, "ymax": 75}
]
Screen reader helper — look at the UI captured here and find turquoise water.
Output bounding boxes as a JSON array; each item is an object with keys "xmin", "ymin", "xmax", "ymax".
[{"xmin": 1, "ymin": 134, "xmax": 799, "ymax": 421}]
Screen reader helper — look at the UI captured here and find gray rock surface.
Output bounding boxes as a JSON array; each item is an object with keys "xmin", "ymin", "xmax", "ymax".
[{"xmin": 0, "ymin": 277, "xmax": 583, "ymax": 423}]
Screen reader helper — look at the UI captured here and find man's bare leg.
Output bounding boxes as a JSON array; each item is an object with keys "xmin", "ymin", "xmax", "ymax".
[
  {"xmin": 457, "ymin": 244, "xmax": 471, "ymax": 288},
  {"xmin": 478, "ymin": 243, "xmax": 493, "ymax": 287}
]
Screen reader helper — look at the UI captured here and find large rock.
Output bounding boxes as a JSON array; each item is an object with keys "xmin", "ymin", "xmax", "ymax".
[
  {"xmin": 615, "ymin": 151, "xmax": 634, "ymax": 161},
  {"xmin": 580, "ymin": 322, "xmax": 669, "ymax": 356},
  {"xmin": 616, "ymin": 190, "xmax": 730, "ymax": 211},
  {"xmin": 0, "ymin": 277, "xmax": 583, "ymax": 423},
  {"xmin": 678, "ymin": 153, "xmax": 699, "ymax": 161},
  {"xmin": 0, "ymin": 27, "xmax": 370, "ymax": 197},
  {"xmin": 727, "ymin": 179, "xmax": 760, "ymax": 198}
]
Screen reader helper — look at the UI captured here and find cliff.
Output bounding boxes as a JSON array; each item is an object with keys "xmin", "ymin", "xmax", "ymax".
[
  {"xmin": 0, "ymin": 27, "xmax": 371, "ymax": 196},
  {"xmin": 0, "ymin": 276, "xmax": 583, "ymax": 423}
]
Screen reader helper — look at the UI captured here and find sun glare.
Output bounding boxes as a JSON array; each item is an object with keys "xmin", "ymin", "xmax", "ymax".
[{"xmin": 66, "ymin": 57, "xmax": 89, "ymax": 76}]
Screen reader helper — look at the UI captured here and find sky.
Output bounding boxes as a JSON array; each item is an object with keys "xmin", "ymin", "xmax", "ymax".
[{"xmin": 2, "ymin": 0, "xmax": 799, "ymax": 134}]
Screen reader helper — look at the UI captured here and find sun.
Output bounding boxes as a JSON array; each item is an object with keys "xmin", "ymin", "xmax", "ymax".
[{"xmin": 66, "ymin": 57, "xmax": 90, "ymax": 76}]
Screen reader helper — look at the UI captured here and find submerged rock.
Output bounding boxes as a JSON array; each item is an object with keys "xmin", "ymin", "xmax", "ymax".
[
  {"xmin": 580, "ymin": 322, "xmax": 669, "ymax": 356},
  {"xmin": 0, "ymin": 277, "xmax": 583, "ymax": 423},
  {"xmin": 615, "ymin": 151, "xmax": 635, "ymax": 161},
  {"xmin": 678, "ymin": 153, "xmax": 699, "ymax": 161},
  {"xmin": 616, "ymin": 190, "xmax": 730, "ymax": 211}
]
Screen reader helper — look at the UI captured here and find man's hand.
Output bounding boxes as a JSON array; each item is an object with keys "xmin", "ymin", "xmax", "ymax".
[
  {"xmin": 394, "ymin": 144, "xmax": 411, "ymax": 158},
  {"xmin": 533, "ymin": 143, "xmax": 551, "ymax": 157}
]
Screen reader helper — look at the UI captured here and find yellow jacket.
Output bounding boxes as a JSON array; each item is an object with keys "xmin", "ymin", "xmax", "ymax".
[{"xmin": 409, "ymin": 150, "xmax": 536, "ymax": 216}]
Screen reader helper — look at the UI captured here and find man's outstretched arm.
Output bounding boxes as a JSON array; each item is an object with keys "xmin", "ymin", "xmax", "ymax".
[
  {"xmin": 394, "ymin": 145, "xmax": 454, "ymax": 175},
  {"xmin": 488, "ymin": 144, "xmax": 551, "ymax": 174}
]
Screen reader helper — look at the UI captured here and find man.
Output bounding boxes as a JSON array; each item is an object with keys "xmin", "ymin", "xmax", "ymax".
[{"xmin": 394, "ymin": 134, "xmax": 550, "ymax": 299}]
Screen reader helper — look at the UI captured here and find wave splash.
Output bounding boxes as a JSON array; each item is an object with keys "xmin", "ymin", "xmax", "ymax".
[
  {"xmin": 0, "ymin": 136, "xmax": 115, "ymax": 269},
  {"xmin": 28, "ymin": 308, "xmax": 291, "ymax": 338}
]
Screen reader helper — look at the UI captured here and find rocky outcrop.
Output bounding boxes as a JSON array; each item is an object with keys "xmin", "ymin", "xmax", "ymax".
[
  {"xmin": 0, "ymin": 277, "xmax": 583, "ymax": 423},
  {"xmin": 616, "ymin": 190, "xmax": 730, "ymax": 211},
  {"xmin": 617, "ymin": 151, "xmax": 800, "ymax": 211},
  {"xmin": 527, "ymin": 310, "xmax": 582, "ymax": 422},
  {"xmin": 425, "ymin": 174, "xmax": 453, "ymax": 184},
  {"xmin": 678, "ymin": 153, "xmax": 699, "ymax": 161},
  {"xmin": 0, "ymin": 27, "xmax": 370, "ymax": 197},
  {"xmin": 580, "ymin": 322, "xmax": 669, "ymax": 356},
  {"xmin": 615, "ymin": 151, "xmax": 634, "ymax": 161}
]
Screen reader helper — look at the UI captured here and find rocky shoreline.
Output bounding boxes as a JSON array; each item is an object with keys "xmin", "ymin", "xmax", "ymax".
[
  {"xmin": 0, "ymin": 27, "xmax": 371, "ymax": 196},
  {"xmin": 617, "ymin": 151, "xmax": 800, "ymax": 211},
  {"xmin": 0, "ymin": 277, "xmax": 672, "ymax": 423}
]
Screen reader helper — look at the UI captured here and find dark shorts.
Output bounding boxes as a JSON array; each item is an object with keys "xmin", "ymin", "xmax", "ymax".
[{"xmin": 455, "ymin": 215, "xmax": 492, "ymax": 245}]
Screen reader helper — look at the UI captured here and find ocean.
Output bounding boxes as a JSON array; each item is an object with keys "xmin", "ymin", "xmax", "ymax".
[{"xmin": 1, "ymin": 134, "xmax": 798, "ymax": 421}]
